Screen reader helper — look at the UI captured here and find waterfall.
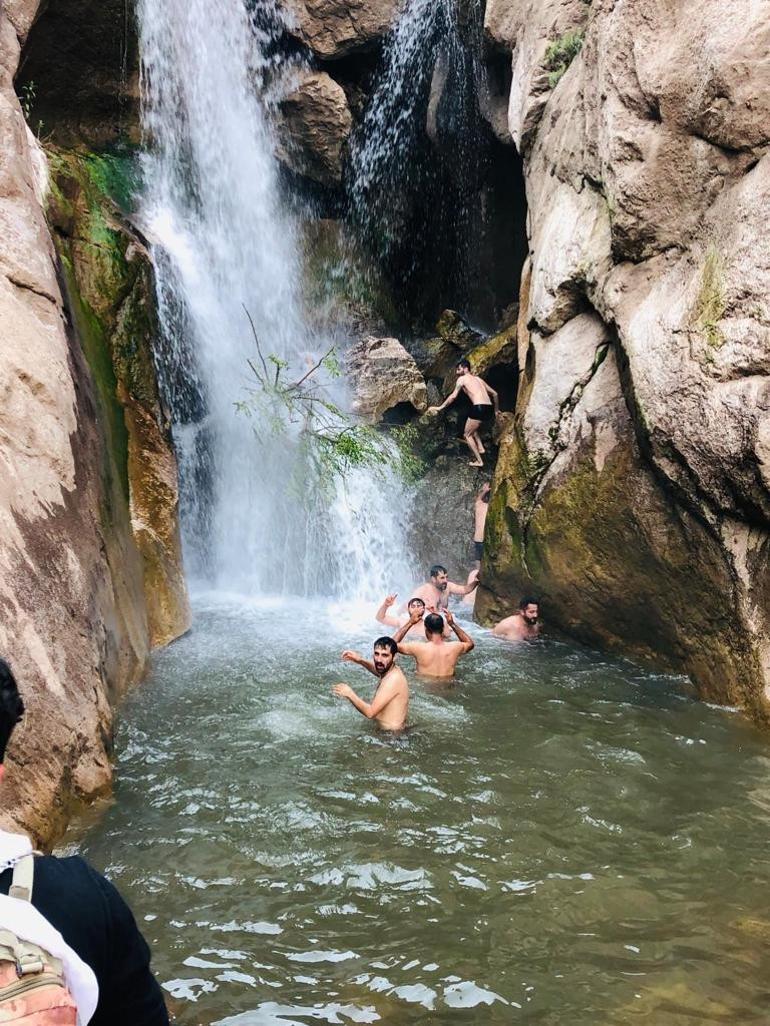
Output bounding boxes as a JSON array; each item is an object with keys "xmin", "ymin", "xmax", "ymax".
[{"xmin": 136, "ymin": 0, "xmax": 415, "ymax": 600}]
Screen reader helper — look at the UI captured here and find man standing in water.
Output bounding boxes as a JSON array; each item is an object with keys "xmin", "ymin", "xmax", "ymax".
[
  {"xmin": 410, "ymin": 564, "xmax": 478, "ymax": 613},
  {"xmin": 427, "ymin": 359, "xmax": 499, "ymax": 467},
  {"xmin": 333, "ymin": 638, "xmax": 409, "ymax": 731},
  {"xmin": 493, "ymin": 597, "xmax": 541, "ymax": 641},
  {"xmin": 376, "ymin": 595, "xmax": 451, "ymax": 639},
  {"xmin": 394, "ymin": 609, "xmax": 474, "ymax": 678}
]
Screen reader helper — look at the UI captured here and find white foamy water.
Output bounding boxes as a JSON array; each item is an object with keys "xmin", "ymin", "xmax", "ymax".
[{"xmin": 137, "ymin": 0, "xmax": 415, "ymax": 600}]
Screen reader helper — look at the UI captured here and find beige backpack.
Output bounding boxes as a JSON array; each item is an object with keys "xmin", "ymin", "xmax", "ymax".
[{"xmin": 0, "ymin": 854, "xmax": 78, "ymax": 1024}]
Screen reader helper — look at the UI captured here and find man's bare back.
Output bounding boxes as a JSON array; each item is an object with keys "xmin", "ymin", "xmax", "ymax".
[{"xmin": 394, "ymin": 609, "xmax": 474, "ymax": 679}]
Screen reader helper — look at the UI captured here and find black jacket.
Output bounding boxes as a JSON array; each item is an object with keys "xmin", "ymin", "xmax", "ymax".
[{"xmin": 0, "ymin": 854, "xmax": 168, "ymax": 1026}]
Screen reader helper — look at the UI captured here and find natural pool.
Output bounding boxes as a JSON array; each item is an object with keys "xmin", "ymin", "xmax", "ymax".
[{"xmin": 73, "ymin": 593, "xmax": 770, "ymax": 1024}]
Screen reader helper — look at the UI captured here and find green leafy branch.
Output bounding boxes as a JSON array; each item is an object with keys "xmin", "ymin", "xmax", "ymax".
[{"xmin": 235, "ymin": 306, "xmax": 414, "ymax": 492}]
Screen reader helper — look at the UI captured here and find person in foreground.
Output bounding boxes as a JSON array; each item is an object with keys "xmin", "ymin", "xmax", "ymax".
[
  {"xmin": 410, "ymin": 564, "xmax": 478, "ymax": 613},
  {"xmin": 0, "ymin": 658, "xmax": 169, "ymax": 1026},
  {"xmin": 333, "ymin": 638, "xmax": 409, "ymax": 732},
  {"xmin": 394, "ymin": 609, "xmax": 474, "ymax": 679},
  {"xmin": 493, "ymin": 597, "xmax": 541, "ymax": 641},
  {"xmin": 427, "ymin": 359, "xmax": 499, "ymax": 467}
]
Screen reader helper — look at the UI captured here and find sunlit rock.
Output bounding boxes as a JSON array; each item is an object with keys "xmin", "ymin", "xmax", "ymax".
[
  {"xmin": 275, "ymin": 70, "xmax": 353, "ymax": 187},
  {"xmin": 346, "ymin": 335, "xmax": 428, "ymax": 423},
  {"xmin": 283, "ymin": 0, "xmax": 404, "ymax": 59}
]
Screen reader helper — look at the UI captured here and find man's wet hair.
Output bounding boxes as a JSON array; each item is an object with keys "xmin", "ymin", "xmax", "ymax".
[
  {"xmin": 374, "ymin": 637, "xmax": 398, "ymax": 656},
  {"xmin": 430, "ymin": 564, "xmax": 447, "ymax": 578},
  {"xmin": 407, "ymin": 597, "xmax": 426, "ymax": 608},
  {"xmin": 424, "ymin": 613, "xmax": 445, "ymax": 636},
  {"xmin": 457, "ymin": 359, "xmax": 471, "ymax": 371},
  {"xmin": 0, "ymin": 659, "xmax": 24, "ymax": 764},
  {"xmin": 520, "ymin": 596, "xmax": 539, "ymax": 610}
]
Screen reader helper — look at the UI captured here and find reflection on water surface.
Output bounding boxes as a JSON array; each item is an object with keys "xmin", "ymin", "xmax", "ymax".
[{"xmin": 73, "ymin": 594, "xmax": 770, "ymax": 1024}]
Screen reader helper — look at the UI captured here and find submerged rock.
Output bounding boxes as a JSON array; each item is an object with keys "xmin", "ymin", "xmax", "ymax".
[
  {"xmin": 346, "ymin": 335, "xmax": 428, "ymax": 423},
  {"xmin": 275, "ymin": 70, "xmax": 353, "ymax": 187}
]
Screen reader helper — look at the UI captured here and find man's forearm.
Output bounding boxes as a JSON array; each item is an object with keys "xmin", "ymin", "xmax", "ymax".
[
  {"xmin": 346, "ymin": 690, "xmax": 374, "ymax": 719},
  {"xmin": 393, "ymin": 620, "xmax": 414, "ymax": 645},
  {"xmin": 376, "ymin": 604, "xmax": 399, "ymax": 628}
]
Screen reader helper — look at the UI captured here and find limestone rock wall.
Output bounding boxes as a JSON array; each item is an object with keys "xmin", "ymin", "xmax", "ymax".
[
  {"xmin": 478, "ymin": 0, "xmax": 770, "ymax": 717},
  {"xmin": 0, "ymin": 3, "xmax": 188, "ymax": 844}
]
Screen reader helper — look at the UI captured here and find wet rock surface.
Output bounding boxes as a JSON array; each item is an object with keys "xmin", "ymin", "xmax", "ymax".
[
  {"xmin": 346, "ymin": 335, "xmax": 428, "ymax": 422},
  {"xmin": 479, "ymin": 0, "xmax": 770, "ymax": 716},
  {"xmin": 275, "ymin": 69, "xmax": 353, "ymax": 186},
  {"xmin": 283, "ymin": 0, "xmax": 404, "ymax": 59}
]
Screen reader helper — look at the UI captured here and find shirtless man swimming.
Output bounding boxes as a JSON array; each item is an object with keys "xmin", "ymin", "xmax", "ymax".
[
  {"xmin": 428, "ymin": 359, "xmax": 499, "ymax": 467},
  {"xmin": 410, "ymin": 564, "xmax": 478, "ymax": 614},
  {"xmin": 394, "ymin": 609, "xmax": 474, "ymax": 679},
  {"xmin": 376, "ymin": 594, "xmax": 450, "ymax": 639},
  {"xmin": 493, "ymin": 597, "xmax": 541, "ymax": 642},
  {"xmin": 333, "ymin": 637, "xmax": 409, "ymax": 731}
]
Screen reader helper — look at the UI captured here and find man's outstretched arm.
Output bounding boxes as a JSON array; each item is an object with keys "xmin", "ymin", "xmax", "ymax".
[
  {"xmin": 448, "ymin": 568, "xmax": 479, "ymax": 596},
  {"xmin": 341, "ymin": 650, "xmax": 379, "ymax": 677},
  {"xmin": 428, "ymin": 382, "xmax": 462, "ymax": 415},
  {"xmin": 333, "ymin": 681, "xmax": 396, "ymax": 720},
  {"xmin": 444, "ymin": 611, "xmax": 475, "ymax": 653}
]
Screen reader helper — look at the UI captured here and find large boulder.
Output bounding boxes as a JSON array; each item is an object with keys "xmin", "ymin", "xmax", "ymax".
[
  {"xmin": 479, "ymin": 0, "xmax": 770, "ymax": 717},
  {"xmin": 346, "ymin": 335, "xmax": 428, "ymax": 422},
  {"xmin": 283, "ymin": 0, "xmax": 404, "ymax": 59},
  {"xmin": 275, "ymin": 70, "xmax": 353, "ymax": 186}
]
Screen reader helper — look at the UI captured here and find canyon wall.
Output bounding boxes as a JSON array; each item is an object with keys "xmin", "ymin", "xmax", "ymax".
[
  {"xmin": 477, "ymin": 0, "xmax": 770, "ymax": 717},
  {"xmin": 0, "ymin": 0, "xmax": 188, "ymax": 845}
]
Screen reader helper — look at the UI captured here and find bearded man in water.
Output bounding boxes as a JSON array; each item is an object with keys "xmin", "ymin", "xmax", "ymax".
[
  {"xmin": 409, "ymin": 564, "xmax": 478, "ymax": 614},
  {"xmin": 427, "ymin": 359, "xmax": 500, "ymax": 467},
  {"xmin": 333, "ymin": 637, "xmax": 409, "ymax": 731},
  {"xmin": 493, "ymin": 597, "xmax": 541, "ymax": 641},
  {"xmin": 394, "ymin": 608, "xmax": 474, "ymax": 679}
]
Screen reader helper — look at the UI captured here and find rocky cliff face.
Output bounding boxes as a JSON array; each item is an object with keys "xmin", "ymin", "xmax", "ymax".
[
  {"xmin": 477, "ymin": 0, "xmax": 770, "ymax": 717},
  {"xmin": 0, "ymin": 2, "xmax": 188, "ymax": 844}
]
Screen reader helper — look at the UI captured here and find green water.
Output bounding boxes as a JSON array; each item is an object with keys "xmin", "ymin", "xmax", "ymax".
[{"xmin": 75, "ymin": 594, "xmax": 770, "ymax": 1024}]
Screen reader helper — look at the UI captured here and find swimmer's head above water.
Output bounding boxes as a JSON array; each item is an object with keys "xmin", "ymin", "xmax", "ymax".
[
  {"xmin": 407, "ymin": 597, "xmax": 426, "ymax": 614},
  {"xmin": 519, "ymin": 597, "xmax": 540, "ymax": 625},
  {"xmin": 372, "ymin": 636, "xmax": 398, "ymax": 676},
  {"xmin": 423, "ymin": 613, "xmax": 445, "ymax": 639},
  {"xmin": 429, "ymin": 565, "xmax": 448, "ymax": 591}
]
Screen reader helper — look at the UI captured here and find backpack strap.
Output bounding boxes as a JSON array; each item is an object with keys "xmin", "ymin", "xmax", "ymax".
[{"xmin": 9, "ymin": 854, "xmax": 34, "ymax": 903}]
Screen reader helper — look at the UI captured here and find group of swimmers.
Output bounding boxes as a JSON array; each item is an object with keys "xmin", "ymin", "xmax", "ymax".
[
  {"xmin": 333, "ymin": 359, "xmax": 542, "ymax": 732},
  {"xmin": 333, "ymin": 564, "xmax": 541, "ymax": 732}
]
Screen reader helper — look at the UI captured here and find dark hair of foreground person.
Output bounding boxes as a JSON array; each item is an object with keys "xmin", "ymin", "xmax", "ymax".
[{"xmin": 0, "ymin": 657, "xmax": 170, "ymax": 1026}]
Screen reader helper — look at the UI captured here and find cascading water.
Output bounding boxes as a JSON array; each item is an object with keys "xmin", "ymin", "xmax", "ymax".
[{"xmin": 137, "ymin": 0, "xmax": 415, "ymax": 600}]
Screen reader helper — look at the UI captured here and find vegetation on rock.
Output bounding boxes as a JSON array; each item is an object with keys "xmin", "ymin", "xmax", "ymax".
[{"xmin": 544, "ymin": 30, "xmax": 585, "ymax": 88}]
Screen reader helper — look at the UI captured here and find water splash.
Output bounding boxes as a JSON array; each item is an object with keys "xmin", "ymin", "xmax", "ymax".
[{"xmin": 136, "ymin": 0, "xmax": 415, "ymax": 600}]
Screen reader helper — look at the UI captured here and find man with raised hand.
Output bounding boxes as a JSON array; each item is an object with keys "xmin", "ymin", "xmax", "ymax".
[
  {"xmin": 333, "ymin": 638, "xmax": 409, "ymax": 732},
  {"xmin": 393, "ymin": 608, "xmax": 475, "ymax": 679},
  {"xmin": 0, "ymin": 658, "xmax": 169, "ymax": 1026},
  {"xmin": 409, "ymin": 564, "xmax": 478, "ymax": 614}
]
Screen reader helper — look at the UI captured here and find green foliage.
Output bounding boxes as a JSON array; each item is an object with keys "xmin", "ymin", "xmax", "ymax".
[
  {"xmin": 544, "ymin": 30, "xmax": 585, "ymax": 88},
  {"xmin": 236, "ymin": 307, "xmax": 413, "ymax": 494},
  {"xmin": 696, "ymin": 244, "xmax": 726, "ymax": 349}
]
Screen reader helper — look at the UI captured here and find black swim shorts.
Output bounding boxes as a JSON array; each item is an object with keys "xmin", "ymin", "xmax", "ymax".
[
  {"xmin": 470, "ymin": 404, "xmax": 494, "ymax": 423},
  {"xmin": 474, "ymin": 540, "xmax": 484, "ymax": 561}
]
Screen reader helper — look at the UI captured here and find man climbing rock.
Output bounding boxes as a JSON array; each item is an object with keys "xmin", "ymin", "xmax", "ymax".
[{"xmin": 427, "ymin": 359, "xmax": 500, "ymax": 467}]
